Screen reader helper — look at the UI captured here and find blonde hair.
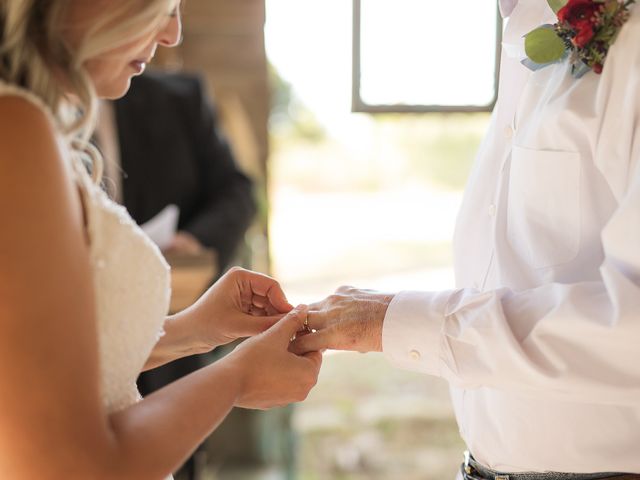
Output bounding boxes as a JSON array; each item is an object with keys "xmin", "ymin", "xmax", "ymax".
[{"xmin": 0, "ymin": 0, "xmax": 179, "ymax": 181}]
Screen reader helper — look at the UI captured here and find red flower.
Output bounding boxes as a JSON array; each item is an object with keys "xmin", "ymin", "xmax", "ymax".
[
  {"xmin": 558, "ymin": 0, "xmax": 599, "ymax": 24},
  {"xmin": 558, "ymin": 0, "xmax": 600, "ymax": 47},
  {"xmin": 572, "ymin": 20, "xmax": 596, "ymax": 46}
]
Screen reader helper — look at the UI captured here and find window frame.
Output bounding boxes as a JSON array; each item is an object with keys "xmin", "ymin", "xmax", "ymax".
[{"xmin": 352, "ymin": 0, "xmax": 504, "ymax": 113}]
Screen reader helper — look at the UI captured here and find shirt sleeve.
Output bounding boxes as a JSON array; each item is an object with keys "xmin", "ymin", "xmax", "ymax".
[
  {"xmin": 383, "ymin": 11, "xmax": 640, "ymax": 406},
  {"xmin": 383, "ymin": 155, "xmax": 640, "ymax": 406}
]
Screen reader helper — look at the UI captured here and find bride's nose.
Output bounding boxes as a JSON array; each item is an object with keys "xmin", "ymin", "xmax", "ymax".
[{"xmin": 157, "ymin": 12, "xmax": 182, "ymax": 48}]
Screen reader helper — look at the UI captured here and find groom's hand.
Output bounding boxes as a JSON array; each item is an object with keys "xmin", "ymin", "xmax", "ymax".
[{"xmin": 289, "ymin": 286, "xmax": 395, "ymax": 355}]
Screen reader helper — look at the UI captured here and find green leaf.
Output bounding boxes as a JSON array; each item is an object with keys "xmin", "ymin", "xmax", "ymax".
[
  {"xmin": 525, "ymin": 27, "xmax": 566, "ymax": 64},
  {"xmin": 547, "ymin": 0, "xmax": 568, "ymax": 13}
]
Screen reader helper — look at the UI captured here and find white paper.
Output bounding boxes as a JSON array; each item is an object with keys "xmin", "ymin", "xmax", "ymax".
[{"xmin": 141, "ymin": 204, "xmax": 179, "ymax": 251}]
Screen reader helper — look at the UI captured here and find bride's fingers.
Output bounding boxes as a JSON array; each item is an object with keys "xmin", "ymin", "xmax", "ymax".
[
  {"xmin": 248, "ymin": 305, "xmax": 267, "ymax": 316},
  {"xmin": 246, "ymin": 294, "xmax": 281, "ymax": 316},
  {"xmin": 251, "ymin": 294, "xmax": 268, "ymax": 309},
  {"xmin": 264, "ymin": 281, "xmax": 293, "ymax": 313},
  {"xmin": 253, "ymin": 297, "xmax": 283, "ymax": 316},
  {"xmin": 240, "ymin": 315, "xmax": 282, "ymax": 336}
]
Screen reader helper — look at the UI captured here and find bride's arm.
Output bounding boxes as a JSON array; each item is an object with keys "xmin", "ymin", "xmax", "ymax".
[
  {"xmin": 0, "ymin": 97, "xmax": 320, "ymax": 480},
  {"xmin": 144, "ymin": 268, "xmax": 294, "ymax": 371},
  {"xmin": 107, "ymin": 310, "xmax": 317, "ymax": 480}
]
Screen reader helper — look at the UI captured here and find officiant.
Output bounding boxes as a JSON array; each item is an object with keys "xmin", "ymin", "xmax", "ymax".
[
  {"xmin": 292, "ymin": 0, "xmax": 640, "ymax": 479},
  {"xmin": 95, "ymin": 70, "xmax": 256, "ymax": 271}
]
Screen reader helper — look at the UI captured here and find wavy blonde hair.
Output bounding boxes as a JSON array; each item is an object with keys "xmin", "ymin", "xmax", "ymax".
[{"xmin": 0, "ymin": 0, "xmax": 179, "ymax": 181}]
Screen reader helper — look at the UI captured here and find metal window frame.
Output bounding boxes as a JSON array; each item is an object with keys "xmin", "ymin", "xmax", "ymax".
[{"xmin": 352, "ymin": 0, "xmax": 503, "ymax": 113}]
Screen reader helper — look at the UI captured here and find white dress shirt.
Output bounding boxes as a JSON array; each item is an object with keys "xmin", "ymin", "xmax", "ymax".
[{"xmin": 383, "ymin": 0, "xmax": 640, "ymax": 474}]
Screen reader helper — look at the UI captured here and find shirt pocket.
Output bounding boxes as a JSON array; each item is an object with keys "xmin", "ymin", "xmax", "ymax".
[{"xmin": 507, "ymin": 146, "xmax": 581, "ymax": 269}]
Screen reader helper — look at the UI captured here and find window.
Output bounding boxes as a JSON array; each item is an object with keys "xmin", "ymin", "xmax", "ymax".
[{"xmin": 353, "ymin": 0, "xmax": 502, "ymax": 113}]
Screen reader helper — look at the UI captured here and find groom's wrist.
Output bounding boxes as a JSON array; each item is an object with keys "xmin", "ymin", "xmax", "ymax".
[{"xmin": 368, "ymin": 293, "xmax": 396, "ymax": 352}]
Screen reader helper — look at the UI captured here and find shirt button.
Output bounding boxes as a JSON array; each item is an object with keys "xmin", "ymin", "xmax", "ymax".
[
  {"xmin": 409, "ymin": 349, "xmax": 421, "ymax": 361},
  {"xmin": 488, "ymin": 203, "xmax": 497, "ymax": 217},
  {"xmin": 504, "ymin": 125, "xmax": 514, "ymax": 139}
]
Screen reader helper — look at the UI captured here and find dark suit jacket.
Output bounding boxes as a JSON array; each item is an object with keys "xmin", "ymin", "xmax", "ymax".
[{"xmin": 114, "ymin": 71, "xmax": 256, "ymax": 271}]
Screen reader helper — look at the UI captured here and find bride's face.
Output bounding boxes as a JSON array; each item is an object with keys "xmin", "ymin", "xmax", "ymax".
[{"xmin": 66, "ymin": 1, "xmax": 182, "ymax": 99}]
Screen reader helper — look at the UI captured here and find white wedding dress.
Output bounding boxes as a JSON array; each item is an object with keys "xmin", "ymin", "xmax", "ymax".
[{"xmin": 0, "ymin": 82, "xmax": 173, "ymax": 479}]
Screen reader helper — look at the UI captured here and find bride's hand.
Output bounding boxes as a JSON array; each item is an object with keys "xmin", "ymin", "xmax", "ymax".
[
  {"xmin": 222, "ymin": 306, "xmax": 323, "ymax": 410},
  {"xmin": 183, "ymin": 267, "xmax": 294, "ymax": 351},
  {"xmin": 289, "ymin": 286, "xmax": 395, "ymax": 355}
]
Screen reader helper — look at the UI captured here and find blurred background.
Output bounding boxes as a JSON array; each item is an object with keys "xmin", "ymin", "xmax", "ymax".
[{"xmin": 151, "ymin": 0, "xmax": 500, "ymax": 478}]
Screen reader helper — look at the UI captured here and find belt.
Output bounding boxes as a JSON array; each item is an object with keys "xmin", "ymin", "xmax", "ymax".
[{"xmin": 461, "ymin": 452, "xmax": 640, "ymax": 480}]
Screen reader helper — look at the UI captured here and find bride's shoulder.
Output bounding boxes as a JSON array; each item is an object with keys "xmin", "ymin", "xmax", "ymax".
[
  {"xmin": 0, "ymin": 85, "xmax": 55, "ymax": 134},
  {"xmin": 0, "ymin": 86, "xmax": 61, "ymax": 168},
  {"xmin": 0, "ymin": 85, "xmax": 77, "ymax": 220}
]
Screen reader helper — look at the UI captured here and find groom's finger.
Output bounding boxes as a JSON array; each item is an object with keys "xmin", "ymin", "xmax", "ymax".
[
  {"xmin": 306, "ymin": 310, "xmax": 329, "ymax": 331},
  {"xmin": 289, "ymin": 329, "xmax": 334, "ymax": 355},
  {"xmin": 336, "ymin": 285, "xmax": 356, "ymax": 294}
]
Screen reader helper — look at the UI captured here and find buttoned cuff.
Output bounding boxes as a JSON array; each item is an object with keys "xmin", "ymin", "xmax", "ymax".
[{"xmin": 382, "ymin": 290, "xmax": 452, "ymax": 376}]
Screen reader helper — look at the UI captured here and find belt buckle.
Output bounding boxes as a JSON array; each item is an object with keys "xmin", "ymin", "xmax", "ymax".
[
  {"xmin": 464, "ymin": 451, "xmax": 473, "ymax": 475},
  {"xmin": 463, "ymin": 451, "xmax": 510, "ymax": 480}
]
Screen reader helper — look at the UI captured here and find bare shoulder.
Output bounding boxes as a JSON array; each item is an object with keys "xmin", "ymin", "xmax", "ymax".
[
  {"xmin": 0, "ymin": 92, "xmax": 55, "ymax": 128},
  {"xmin": 0, "ymin": 94, "xmax": 60, "ymax": 176},
  {"xmin": 0, "ymin": 92, "xmax": 86, "ymax": 264},
  {"xmin": 0, "ymin": 93, "xmax": 82, "ymax": 221}
]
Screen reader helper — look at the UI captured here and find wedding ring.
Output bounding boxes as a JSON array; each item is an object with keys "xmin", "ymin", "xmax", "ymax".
[{"xmin": 304, "ymin": 313, "xmax": 313, "ymax": 333}]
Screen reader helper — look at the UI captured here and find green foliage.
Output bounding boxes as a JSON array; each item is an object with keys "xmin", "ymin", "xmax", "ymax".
[
  {"xmin": 269, "ymin": 63, "xmax": 327, "ymax": 143},
  {"xmin": 547, "ymin": 0, "xmax": 568, "ymax": 13},
  {"xmin": 525, "ymin": 26, "xmax": 566, "ymax": 64},
  {"xmin": 381, "ymin": 113, "xmax": 488, "ymax": 190}
]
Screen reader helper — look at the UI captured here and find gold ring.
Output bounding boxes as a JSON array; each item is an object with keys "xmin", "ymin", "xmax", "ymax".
[{"xmin": 304, "ymin": 314, "xmax": 311, "ymax": 332}]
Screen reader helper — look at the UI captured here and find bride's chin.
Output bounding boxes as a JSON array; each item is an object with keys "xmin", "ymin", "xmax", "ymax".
[{"xmin": 95, "ymin": 77, "xmax": 134, "ymax": 100}]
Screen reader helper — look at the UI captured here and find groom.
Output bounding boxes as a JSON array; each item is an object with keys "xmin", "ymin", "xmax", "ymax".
[{"xmin": 291, "ymin": 0, "xmax": 640, "ymax": 479}]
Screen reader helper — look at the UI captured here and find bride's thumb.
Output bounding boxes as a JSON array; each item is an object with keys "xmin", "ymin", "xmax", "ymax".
[{"xmin": 269, "ymin": 305, "xmax": 308, "ymax": 342}]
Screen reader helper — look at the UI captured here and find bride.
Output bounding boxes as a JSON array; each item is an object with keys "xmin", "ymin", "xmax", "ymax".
[{"xmin": 0, "ymin": 1, "xmax": 321, "ymax": 479}]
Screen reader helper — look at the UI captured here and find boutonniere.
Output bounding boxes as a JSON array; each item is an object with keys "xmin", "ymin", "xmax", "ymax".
[{"xmin": 524, "ymin": 0, "xmax": 636, "ymax": 77}]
